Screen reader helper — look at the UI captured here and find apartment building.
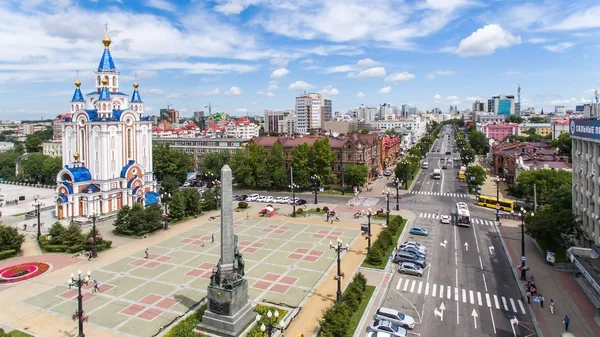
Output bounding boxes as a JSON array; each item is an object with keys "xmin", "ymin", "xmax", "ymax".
[
  {"xmin": 519, "ymin": 123, "xmax": 552, "ymax": 137},
  {"xmin": 153, "ymin": 137, "xmax": 250, "ymax": 171},
  {"xmin": 295, "ymin": 93, "xmax": 332, "ymax": 134}
]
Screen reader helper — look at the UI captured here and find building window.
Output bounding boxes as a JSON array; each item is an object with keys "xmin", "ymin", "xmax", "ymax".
[{"xmin": 127, "ymin": 128, "xmax": 133, "ymax": 159}]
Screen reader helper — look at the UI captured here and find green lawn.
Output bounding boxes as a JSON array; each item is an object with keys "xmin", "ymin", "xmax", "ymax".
[
  {"xmin": 345, "ymin": 285, "xmax": 376, "ymax": 337},
  {"xmin": 361, "ymin": 219, "xmax": 407, "ymax": 269},
  {"xmin": 6, "ymin": 330, "xmax": 35, "ymax": 337},
  {"xmin": 306, "ymin": 208, "xmax": 327, "ymax": 215}
]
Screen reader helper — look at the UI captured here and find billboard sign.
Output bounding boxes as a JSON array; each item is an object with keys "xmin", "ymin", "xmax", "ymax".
[{"xmin": 570, "ymin": 119, "xmax": 600, "ymax": 140}]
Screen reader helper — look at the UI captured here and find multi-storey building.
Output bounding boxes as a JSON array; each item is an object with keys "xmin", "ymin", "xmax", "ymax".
[
  {"xmin": 153, "ymin": 137, "xmax": 250, "ymax": 171},
  {"xmin": 488, "ymin": 95, "xmax": 516, "ymax": 116},
  {"xmin": 474, "ymin": 112, "xmax": 505, "ymax": 124},
  {"xmin": 472, "ymin": 100, "xmax": 486, "ymax": 112},
  {"xmin": 519, "ymin": 123, "xmax": 552, "ymax": 137},
  {"xmin": 370, "ymin": 116, "xmax": 425, "ymax": 139},
  {"xmin": 295, "ymin": 93, "xmax": 331, "ymax": 134},
  {"xmin": 52, "ymin": 115, "xmax": 67, "ymax": 140},
  {"xmin": 551, "ymin": 119, "xmax": 570, "ymax": 140},
  {"xmin": 353, "ymin": 105, "xmax": 379, "ymax": 121},
  {"xmin": 42, "ymin": 141, "xmax": 62, "ymax": 157},
  {"xmin": 264, "ymin": 109, "xmax": 294, "ymax": 134},
  {"xmin": 478, "ymin": 122, "xmax": 519, "ymax": 141},
  {"xmin": 382, "ymin": 136, "xmax": 401, "ymax": 169},
  {"xmin": 491, "ymin": 142, "xmax": 570, "ymax": 183},
  {"xmin": 160, "ymin": 108, "xmax": 180, "ymax": 124},
  {"xmin": 251, "ymin": 134, "xmax": 381, "ymax": 181},
  {"xmin": 54, "ymin": 29, "xmax": 157, "ymax": 220},
  {"xmin": 225, "ymin": 117, "xmax": 260, "ymax": 138}
]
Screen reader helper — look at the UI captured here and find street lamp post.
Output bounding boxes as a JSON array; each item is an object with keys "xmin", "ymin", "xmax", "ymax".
[
  {"xmin": 495, "ymin": 176, "xmax": 505, "ymax": 221},
  {"xmin": 383, "ymin": 189, "xmax": 391, "ymax": 227},
  {"xmin": 367, "ymin": 208, "xmax": 372, "ymax": 251},
  {"xmin": 88, "ymin": 210, "xmax": 98, "ymax": 258},
  {"xmin": 32, "ymin": 194, "xmax": 44, "ymax": 241},
  {"xmin": 311, "ymin": 174, "xmax": 320, "ymax": 204},
  {"xmin": 161, "ymin": 192, "xmax": 170, "ymax": 230},
  {"xmin": 341, "ymin": 165, "xmax": 345, "ymax": 196},
  {"xmin": 519, "ymin": 207, "xmax": 534, "ymax": 280},
  {"xmin": 330, "ymin": 238, "xmax": 349, "ymax": 303},
  {"xmin": 68, "ymin": 270, "xmax": 91, "ymax": 337},
  {"xmin": 394, "ymin": 179, "xmax": 401, "ymax": 211},
  {"xmin": 289, "ymin": 183, "xmax": 299, "ymax": 217},
  {"xmin": 255, "ymin": 310, "xmax": 285, "ymax": 337}
]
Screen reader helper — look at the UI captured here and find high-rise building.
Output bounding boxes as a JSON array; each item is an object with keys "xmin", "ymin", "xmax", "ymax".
[
  {"xmin": 489, "ymin": 95, "xmax": 516, "ymax": 116},
  {"xmin": 264, "ymin": 109, "xmax": 294, "ymax": 134},
  {"xmin": 160, "ymin": 107, "xmax": 179, "ymax": 124},
  {"xmin": 55, "ymin": 29, "xmax": 157, "ymax": 220},
  {"xmin": 472, "ymin": 100, "xmax": 485, "ymax": 112},
  {"xmin": 294, "ymin": 93, "xmax": 331, "ymax": 134}
]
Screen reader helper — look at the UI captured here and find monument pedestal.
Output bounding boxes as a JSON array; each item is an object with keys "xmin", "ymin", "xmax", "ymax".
[{"xmin": 197, "ymin": 279, "xmax": 255, "ymax": 337}]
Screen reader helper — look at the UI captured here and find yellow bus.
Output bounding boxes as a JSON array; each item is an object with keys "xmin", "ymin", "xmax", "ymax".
[
  {"xmin": 476, "ymin": 195, "xmax": 515, "ymax": 212},
  {"xmin": 458, "ymin": 170, "xmax": 466, "ymax": 179}
]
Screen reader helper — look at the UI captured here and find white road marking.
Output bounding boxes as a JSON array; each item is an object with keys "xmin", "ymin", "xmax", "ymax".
[
  {"xmin": 455, "ymin": 287, "xmax": 459, "ymax": 301},
  {"xmin": 502, "ymin": 297, "xmax": 509, "ymax": 311},
  {"xmin": 447, "ymin": 286, "xmax": 451, "ymax": 299},
  {"xmin": 482, "ymin": 274, "xmax": 488, "ymax": 292},
  {"xmin": 477, "ymin": 292, "xmax": 483, "ymax": 306},
  {"xmin": 403, "ymin": 279, "xmax": 410, "ymax": 292},
  {"xmin": 425, "ymin": 282, "xmax": 430, "ymax": 296},
  {"xmin": 439, "ymin": 285, "xmax": 445, "ymax": 298},
  {"xmin": 410, "ymin": 280, "xmax": 416, "ymax": 293},
  {"xmin": 518, "ymin": 300, "xmax": 526, "ymax": 314},
  {"xmin": 432, "ymin": 284, "xmax": 437, "ymax": 297},
  {"xmin": 494, "ymin": 295, "xmax": 500, "ymax": 309},
  {"xmin": 489, "ymin": 308, "xmax": 497, "ymax": 334},
  {"xmin": 479, "ymin": 255, "xmax": 483, "ymax": 270},
  {"xmin": 486, "ymin": 293, "xmax": 491, "ymax": 307},
  {"xmin": 510, "ymin": 298, "xmax": 517, "ymax": 313},
  {"xmin": 462, "ymin": 289, "xmax": 467, "ymax": 303},
  {"xmin": 470, "ymin": 290, "xmax": 475, "ymax": 304},
  {"xmin": 417, "ymin": 281, "xmax": 423, "ymax": 294},
  {"xmin": 396, "ymin": 278, "xmax": 403, "ymax": 290}
]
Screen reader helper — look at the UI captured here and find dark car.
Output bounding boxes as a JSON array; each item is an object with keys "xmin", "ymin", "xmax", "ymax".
[
  {"xmin": 295, "ymin": 199, "xmax": 307, "ymax": 205},
  {"xmin": 236, "ymin": 194, "xmax": 248, "ymax": 201},
  {"xmin": 445, "ymin": 151, "xmax": 451, "ymax": 155}
]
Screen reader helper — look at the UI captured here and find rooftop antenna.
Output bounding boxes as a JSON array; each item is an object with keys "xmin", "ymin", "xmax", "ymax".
[
  {"xmin": 205, "ymin": 103, "xmax": 213, "ymax": 115},
  {"xmin": 76, "ymin": 70, "xmax": 80, "ymax": 81},
  {"xmin": 517, "ymin": 84, "xmax": 521, "ymax": 115},
  {"xmin": 134, "ymin": 72, "xmax": 138, "ymax": 82},
  {"xmin": 105, "ymin": 22, "xmax": 109, "ymax": 34}
]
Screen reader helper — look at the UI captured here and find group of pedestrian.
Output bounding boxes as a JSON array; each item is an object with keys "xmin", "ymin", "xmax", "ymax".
[{"xmin": 525, "ymin": 279, "xmax": 570, "ymax": 331}]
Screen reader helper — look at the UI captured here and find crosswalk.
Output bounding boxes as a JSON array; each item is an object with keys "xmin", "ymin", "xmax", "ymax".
[
  {"xmin": 417, "ymin": 213, "xmax": 497, "ymax": 226},
  {"xmin": 410, "ymin": 191, "xmax": 468, "ymax": 198},
  {"xmin": 395, "ymin": 278, "xmax": 526, "ymax": 314}
]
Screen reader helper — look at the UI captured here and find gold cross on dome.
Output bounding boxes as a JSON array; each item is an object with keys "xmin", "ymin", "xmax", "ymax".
[{"xmin": 105, "ymin": 22, "xmax": 108, "ymax": 32}]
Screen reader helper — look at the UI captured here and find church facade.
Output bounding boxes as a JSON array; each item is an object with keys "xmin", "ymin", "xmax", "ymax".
[{"xmin": 54, "ymin": 29, "xmax": 159, "ymax": 220}]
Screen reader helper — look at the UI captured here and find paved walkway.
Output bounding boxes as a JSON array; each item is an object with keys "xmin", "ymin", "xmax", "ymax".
[{"xmin": 500, "ymin": 221, "xmax": 600, "ymax": 337}]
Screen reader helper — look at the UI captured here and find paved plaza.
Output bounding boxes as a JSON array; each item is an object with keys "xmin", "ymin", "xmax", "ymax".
[{"xmin": 17, "ymin": 215, "xmax": 357, "ymax": 337}]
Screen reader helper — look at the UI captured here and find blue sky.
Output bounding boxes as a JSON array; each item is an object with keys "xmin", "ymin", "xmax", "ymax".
[{"xmin": 1, "ymin": 0, "xmax": 600, "ymax": 120}]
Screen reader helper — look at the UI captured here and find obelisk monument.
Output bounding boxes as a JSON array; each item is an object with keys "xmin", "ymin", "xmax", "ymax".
[{"xmin": 197, "ymin": 164, "xmax": 254, "ymax": 336}]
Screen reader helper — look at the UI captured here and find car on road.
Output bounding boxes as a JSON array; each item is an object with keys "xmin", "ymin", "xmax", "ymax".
[
  {"xmin": 383, "ymin": 169, "xmax": 393, "ymax": 176},
  {"xmin": 393, "ymin": 251, "xmax": 426, "ymax": 268},
  {"xmin": 279, "ymin": 196, "xmax": 290, "ymax": 204},
  {"xmin": 440, "ymin": 215, "xmax": 451, "ymax": 224},
  {"xmin": 401, "ymin": 246, "xmax": 426, "ymax": 259},
  {"xmin": 273, "ymin": 197, "xmax": 285, "ymax": 203},
  {"xmin": 287, "ymin": 197, "xmax": 299, "ymax": 205},
  {"xmin": 263, "ymin": 196, "xmax": 274, "ymax": 203},
  {"xmin": 409, "ymin": 226, "xmax": 428, "ymax": 236},
  {"xmin": 295, "ymin": 199, "xmax": 307, "ymax": 205},
  {"xmin": 367, "ymin": 319, "xmax": 407, "ymax": 337},
  {"xmin": 373, "ymin": 307, "xmax": 416, "ymax": 329},
  {"xmin": 366, "ymin": 332, "xmax": 392, "ymax": 337},
  {"xmin": 257, "ymin": 196, "xmax": 267, "ymax": 202},
  {"xmin": 247, "ymin": 194, "xmax": 259, "ymax": 202},
  {"xmin": 445, "ymin": 151, "xmax": 451, "ymax": 155},
  {"xmin": 400, "ymin": 241, "xmax": 426, "ymax": 253},
  {"xmin": 398, "ymin": 262, "xmax": 424, "ymax": 277}
]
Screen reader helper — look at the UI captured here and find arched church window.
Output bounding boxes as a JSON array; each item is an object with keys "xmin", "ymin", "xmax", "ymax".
[
  {"xmin": 111, "ymin": 136, "xmax": 116, "ymax": 150},
  {"xmin": 79, "ymin": 129, "xmax": 86, "ymax": 162},
  {"xmin": 112, "ymin": 76, "xmax": 116, "ymax": 86},
  {"xmin": 127, "ymin": 128, "xmax": 133, "ymax": 159},
  {"xmin": 97, "ymin": 76, "xmax": 100, "ymax": 86},
  {"xmin": 134, "ymin": 105, "xmax": 138, "ymax": 112}
]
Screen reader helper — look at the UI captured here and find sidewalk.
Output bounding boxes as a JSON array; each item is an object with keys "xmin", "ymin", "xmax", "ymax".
[{"xmin": 499, "ymin": 221, "xmax": 600, "ymax": 337}]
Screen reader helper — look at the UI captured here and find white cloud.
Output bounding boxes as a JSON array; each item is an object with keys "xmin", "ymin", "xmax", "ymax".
[
  {"xmin": 503, "ymin": 70, "xmax": 521, "ymax": 76},
  {"xmin": 544, "ymin": 42, "xmax": 575, "ymax": 53},
  {"xmin": 143, "ymin": 62, "xmax": 258, "ymax": 75},
  {"xmin": 143, "ymin": 88, "xmax": 165, "ymax": 95},
  {"xmin": 446, "ymin": 95, "xmax": 461, "ymax": 104},
  {"xmin": 270, "ymin": 68, "xmax": 291, "ymax": 79},
  {"xmin": 349, "ymin": 67, "xmax": 386, "ymax": 78},
  {"xmin": 288, "ymin": 80, "xmax": 313, "ymax": 91},
  {"xmin": 147, "ymin": 0, "xmax": 177, "ymax": 12},
  {"xmin": 202, "ymin": 76, "xmax": 221, "ymax": 82},
  {"xmin": 325, "ymin": 65, "xmax": 356, "ymax": 73},
  {"xmin": 547, "ymin": 6, "xmax": 600, "ymax": 31},
  {"xmin": 270, "ymin": 57, "xmax": 289, "ymax": 68},
  {"xmin": 454, "ymin": 24, "xmax": 521, "ymax": 57},
  {"xmin": 465, "ymin": 96, "xmax": 483, "ymax": 102},
  {"xmin": 225, "ymin": 86, "xmax": 243, "ymax": 96},
  {"xmin": 550, "ymin": 97, "xmax": 589, "ymax": 105},
  {"xmin": 167, "ymin": 88, "xmax": 220, "ymax": 99},
  {"xmin": 427, "ymin": 70, "xmax": 455, "ymax": 79},
  {"xmin": 252, "ymin": 101, "xmax": 259, "ymax": 105},
  {"xmin": 434, "ymin": 94, "xmax": 442, "ymax": 101},
  {"xmin": 145, "ymin": 106, "xmax": 154, "ymax": 113},
  {"xmin": 319, "ymin": 85, "xmax": 340, "ymax": 96},
  {"xmin": 356, "ymin": 92, "xmax": 365, "ymax": 98},
  {"xmin": 300, "ymin": 58, "xmax": 314, "ymax": 64},
  {"xmin": 378, "ymin": 87, "xmax": 392, "ymax": 94},
  {"xmin": 236, "ymin": 108, "xmax": 248, "ymax": 113},
  {"xmin": 257, "ymin": 91, "xmax": 276, "ymax": 97},
  {"xmin": 267, "ymin": 81, "xmax": 279, "ymax": 91},
  {"xmin": 528, "ymin": 37, "xmax": 551, "ymax": 44},
  {"xmin": 385, "ymin": 71, "xmax": 415, "ymax": 83},
  {"xmin": 584, "ymin": 89, "xmax": 599, "ymax": 94},
  {"xmin": 356, "ymin": 58, "xmax": 379, "ymax": 68}
]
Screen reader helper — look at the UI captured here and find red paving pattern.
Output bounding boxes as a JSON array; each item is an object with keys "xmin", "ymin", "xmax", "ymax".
[
  {"xmin": 262, "ymin": 224, "xmax": 290, "ymax": 234},
  {"xmin": 186, "ymin": 262, "xmax": 214, "ymax": 278},
  {"xmin": 287, "ymin": 248, "xmax": 324, "ymax": 262},
  {"xmin": 130, "ymin": 254, "xmax": 172, "ymax": 269},
  {"xmin": 251, "ymin": 273, "xmax": 298, "ymax": 294},
  {"xmin": 313, "ymin": 230, "xmax": 343, "ymax": 240},
  {"xmin": 180, "ymin": 235, "xmax": 210, "ymax": 245},
  {"xmin": 237, "ymin": 241, "xmax": 265, "ymax": 253}
]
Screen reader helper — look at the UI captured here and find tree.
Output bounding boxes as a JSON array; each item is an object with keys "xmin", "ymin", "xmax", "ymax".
[
  {"xmin": 468, "ymin": 130, "xmax": 488, "ymax": 155},
  {"xmin": 48, "ymin": 222, "xmax": 66, "ymax": 245},
  {"xmin": 394, "ymin": 161, "xmax": 411, "ymax": 183},
  {"xmin": 506, "ymin": 115, "xmax": 524, "ymax": 124},
  {"xmin": 201, "ymin": 152, "xmax": 227, "ymax": 178},
  {"xmin": 291, "ymin": 143, "xmax": 311, "ymax": 188},
  {"xmin": 460, "ymin": 146, "xmax": 476, "ymax": 166},
  {"xmin": 168, "ymin": 192, "xmax": 187, "ymax": 221},
  {"xmin": 160, "ymin": 175, "xmax": 179, "ymax": 195},
  {"xmin": 259, "ymin": 126, "xmax": 267, "ymax": 136},
  {"xmin": 359, "ymin": 129, "xmax": 369, "ymax": 135},
  {"xmin": 343, "ymin": 164, "xmax": 368, "ymax": 188},
  {"xmin": 550, "ymin": 133, "xmax": 572, "ymax": 161},
  {"xmin": 508, "ymin": 169, "xmax": 571, "ymax": 205},
  {"xmin": 18, "ymin": 153, "xmax": 46, "ymax": 183},
  {"xmin": 384, "ymin": 129, "xmax": 398, "ymax": 137},
  {"xmin": 24, "ymin": 132, "xmax": 44, "ymax": 153},
  {"xmin": 529, "ymin": 116, "xmax": 546, "ymax": 123},
  {"xmin": 181, "ymin": 188, "xmax": 202, "ymax": 216},
  {"xmin": 466, "ymin": 165, "xmax": 486, "ymax": 190},
  {"xmin": 202, "ymin": 189, "xmax": 217, "ymax": 211},
  {"xmin": 42, "ymin": 156, "xmax": 62, "ymax": 184},
  {"xmin": 113, "ymin": 204, "xmax": 163, "ymax": 235},
  {"xmin": 266, "ymin": 142, "xmax": 285, "ymax": 189},
  {"xmin": 0, "ymin": 151, "xmax": 18, "ymax": 180},
  {"xmin": 0, "ymin": 225, "xmax": 25, "ymax": 252},
  {"xmin": 311, "ymin": 138, "xmax": 336, "ymax": 184},
  {"xmin": 153, "ymin": 143, "xmax": 194, "ymax": 183},
  {"xmin": 61, "ymin": 222, "xmax": 85, "ymax": 248},
  {"xmin": 230, "ymin": 149, "xmax": 253, "ymax": 187}
]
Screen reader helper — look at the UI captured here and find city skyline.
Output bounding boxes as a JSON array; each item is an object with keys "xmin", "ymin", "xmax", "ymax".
[{"xmin": 0, "ymin": 0, "xmax": 599, "ymax": 120}]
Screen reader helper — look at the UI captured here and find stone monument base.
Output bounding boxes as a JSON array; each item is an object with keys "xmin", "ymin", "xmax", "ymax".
[{"xmin": 197, "ymin": 280, "xmax": 255, "ymax": 337}]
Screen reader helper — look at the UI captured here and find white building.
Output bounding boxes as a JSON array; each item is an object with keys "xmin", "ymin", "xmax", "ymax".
[
  {"xmin": 0, "ymin": 141, "xmax": 14, "ymax": 153},
  {"xmin": 225, "ymin": 117, "xmax": 260, "ymax": 138},
  {"xmin": 352, "ymin": 105, "xmax": 378, "ymax": 122},
  {"xmin": 294, "ymin": 93, "xmax": 331, "ymax": 134},
  {"xmin": 370, "ymin": 116, "xmax": 425, "ymax": 138},
  {"xmin": 55, "ymin": 29, "xmax": 157, "ymax": 220},
  {"xmin": 475, "ymin": 112, "xmax": 506, "ymax": 124},
  {"xmin": 42, "ymin": 141, "xmax": 62, "ymax": 157}
]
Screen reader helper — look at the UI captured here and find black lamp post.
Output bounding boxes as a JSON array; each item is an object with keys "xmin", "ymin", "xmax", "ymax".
[
  {"xmin": 394, "ymin": 179, "xmax": 401, "ymax": 211},
  {"xmin": 311, "ymin": 174, "xmax": 320, "ymax": 204},
  {"xmin": 255, "ymin": 310, "xmax": 285, "ymax": 337},
  {"xmin": 88, "ymin": 210, "xmax": 98, "ymax": 258},
  {"xmin": 495, "ymin": 176, "xmax": 505, "ymax": 221},
  {"xmin": 32, "ymin": 194, "xmax": 44, "ymax": 241},
  {"xmin": 289, "ymin": 165, "xmax": 298, "ymax": 217},
  {"xmin": 68, "ymin": 269, "xmax": 91, "ymax": 337},
  {"xmin": 161, "ymin": 192, "xmax": 170, "ymax": 230},
  {"xmin": 366, "ymin": 208, "xmax": 372, "ymax": 251},
  {"xmin": 330, "ymin": 238, "xmax": 349, "ymax": 303},
  {"xmin": 383, "ymin": 189, "xmax": 391, "ymax": 227},
  {"xmin": 341, "ymin": 165, "xmax": 345, "ymax": 195},
  {"xmin": 518, "ymin": 207, "xmax": 534, "ymax": 280}
]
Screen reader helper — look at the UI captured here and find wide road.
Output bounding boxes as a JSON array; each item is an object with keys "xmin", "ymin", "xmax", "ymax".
[{"xmin": 381, "ymin": 127, "xmax": 535, "ymax": 337}]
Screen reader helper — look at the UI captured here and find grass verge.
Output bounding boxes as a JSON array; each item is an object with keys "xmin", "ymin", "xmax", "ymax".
[
  {"xmin": 6, "ymin": 330, "xmax": 35, "ymax": 337},
  {"xmin": 345, "ymin": 285, "xmax": 376, "ymax": 337},
  {"xmin": 361, "ymin": 218, "xmax": 407, "ymax": 269}
]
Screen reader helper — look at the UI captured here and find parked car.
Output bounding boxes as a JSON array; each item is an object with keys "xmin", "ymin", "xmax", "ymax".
[
  {"xmin": 366, "ymin": 332, "xmax": 392, "ymax": 337},
  {"xmin": 445, "ymin": 151, "xmax": 451, "ymax": 155},
  {"xmin": 295, "ymin": 199, "xmax": 307, "ymax": 205},
  {"xmin": 232, "ymin": 194, "xmax": 240, "ymax": 201},
  {"xmin": 374, "ymin": 308, "xmax": 416, "ymax": 329},
  {"xmin": 400, "ymin": 241, "xmax": 426, "ymax": 253},
  {"xmin": 287, "ymin": 197, "xmax": 299, "ymax": 205},
  {"xmin": 274, "ymin": 197, "xmax": 285, "ymax": 203},
  {"xmin": 367, "ymin": 319, "xmax": 407, "ymax": 337},
  {"xmin": 383, "ymin": 169, "xmax": 393, "ymax": 176},
  {"xmin": 440, "ymin": 215, "xmax": 450, "ymax": 224},
  {"xmin": 393, "ymin": 251, "xmax": 426, "ymax": 268},
  {"xmin": 238, "ymin": 194, "xmax": 248, "ymax": 201},
  {"xmin": 401, "ymin": 246, "xmax": 426, "ymax": 259},
  {"xmin": 409, "ymin": 226, "xmax": 428, "ymax": 236},
  {"xmin": 398, "ymin": 262, "xmax": 424, "ymax": 277},
  {"xmin": 264, "ymin": 196, "xmax": 274, "ymax": 203},
  {"xmin": 183, "ymin": 181, "xmax": 191, "ymax": 187},
  {"xmin": 247, "ymin": 194, "xmax": 259, "ymax": 202},
  {"xmin": 280, "ymin": 196, "xmax": 290, "ymax": 204}
]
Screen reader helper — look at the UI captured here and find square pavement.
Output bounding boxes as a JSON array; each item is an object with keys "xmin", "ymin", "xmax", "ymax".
[{"xmin": 21, "ymin": 216, "xmax": 357, "ymax": 337}]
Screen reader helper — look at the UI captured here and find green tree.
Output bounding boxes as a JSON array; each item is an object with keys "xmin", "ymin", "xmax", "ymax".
[
  {"xmin": 311, "ymin": 138, "xmax": 336, "ymax": 184},
  {"xmin": 506, "ymin": 115, "xmax": 524, "ymax": 124},
  {"xmin": 460, "ymin": 146, "xmax": 476, "ymax": 166},
  {"xmin": 18, "ymin": 153, "xmax": 47, "ymax": 183},
  {"xmin": 359, "ymin": 129, "xmax": 369, "ymax": 135},
  {"xmin": 230, "ymin": 149, "xmax": 253, "ymax": 187},
  {"xmin": 508, "ymin": 169, "xmax": 571, "ymax": 205},
  {"xmin": 200, "ymin": 152, "xmax": 227, "ymax": 178},
  {"xmin": 271, "ymin": 167, "xmax": 289, "ymax": 189},
  {"xmin": 0, "ymin": 225, "xmax": 25, "ymax": 252},
  {"xmin": 384, "ymin": 129, "xmax": 398, "ymax": 137},
  {"xmin": 529, "ymin": 116, "xmax": 546, "ymax": 123},
  {"xmin": 168, "ymin": 192, "xmax": 187, "ymax": 221},
  {"xmin": 550, "ymin": 133, "xmax": 572, "ymax": 161},
  {"xmin": 394, "ymin": 161, "xmax": 410, "ymax": 183},
  {"xmin": 468, "ymin": 130, "xmax": 488, "ymax": 155},
  {"xmin": 202, "ymin": 189, "xmax": 217, "ymax": 211},
  {"xmin": 24, "ymin": 132, "xmax": 44, "ymax": 153},
  {"xmin": 48, "ymin": 222, "xmax": 66, "ymax": 245},
  {"xmin": 0, "ymin": 151, "xmax": 18, "ymax": 180},
  {"xmin": 143, "ymin": 204, "xmax": 164, "ymax": 232},
  {"xmin": 42, "ymin": 156, "xmax": 62, "ymax": 184},
  {"xmin": 343, "ymin": 164, "xmax": 368, "ymax": 188},
  {"xmin": 181, "ymin": 188, "xmax": 202, "ymax": 216},
  {"xmin": 466, "ymin": 165, "xmax": 486, "ymax": 189},
  {"xmin": 61, "ymin": 222, "xmax": 85, "ymax": 248},
  {"xmin": 291, "ymin": 143, "xmax": 311, "ymax": 188},
  {"xmin": 160, "ymin": 175, "xmax": 179, "ymax": 195},
  {"xmin": 113, "ymin": 204, "xmax": 162, "ymax": 235},
  {"xmin": 153, "ymin": 143, "xmax": 194, "ymax": 183}
]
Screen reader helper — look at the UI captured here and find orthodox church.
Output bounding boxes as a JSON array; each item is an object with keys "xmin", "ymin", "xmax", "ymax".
[{"xmin": 55, "ymin": 28, "xmax": 159, "ymax": 220}]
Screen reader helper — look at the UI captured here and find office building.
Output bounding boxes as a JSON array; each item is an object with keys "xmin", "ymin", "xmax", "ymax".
[
  {"xmin": 294, "ymin": 93, "xmax": 331, "ymax": 134},
  {"xmin": 472, "ymin": 101, "xmax": 486, "ymax": 112},
  {"xmin": 488, "ymin": 95, "xmax": 516, "ymax": 116},
  {"xmin": 160, "ymin": 107, "xmax": 180, "ymax": 124}
]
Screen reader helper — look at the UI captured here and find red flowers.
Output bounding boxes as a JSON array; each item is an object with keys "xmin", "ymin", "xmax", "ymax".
[{"xmin": 0, "ymin": 262, "xmax": 51, "ymax": 284}]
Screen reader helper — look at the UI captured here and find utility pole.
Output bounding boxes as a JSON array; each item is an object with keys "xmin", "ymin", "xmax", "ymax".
[{"xmin": 533, "ymin": 183, "xmax": 537, "ymax": 212}]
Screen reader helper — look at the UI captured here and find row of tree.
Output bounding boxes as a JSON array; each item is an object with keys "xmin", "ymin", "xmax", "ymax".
[{"xmin": 394, "ymin": 122, "xmax": 440, "ymax": 184}]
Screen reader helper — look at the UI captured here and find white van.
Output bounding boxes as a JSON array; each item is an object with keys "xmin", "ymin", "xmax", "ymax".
[{"xmin": 421, "ymin": 162, "xmax": 429, "ymax": 169}]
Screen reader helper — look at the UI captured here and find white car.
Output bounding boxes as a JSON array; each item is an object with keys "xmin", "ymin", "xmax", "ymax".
[
  {"xmin": 263, "ymin": 196, "xmax": 274, "ymax": 203},
  {"xmin": 274, "ymin": 197, "xmax": 285, "ymax": 203},
  {"xmin": 399, "ymin": 241, "xmax": 426, "ymax": 253},
  {"xmin": 257, "ymin": 196, "xmax": 267, "ymax": 202},
  {"xmin": 440, "ymin": 215, "xmax": 451, "ymax": 224},
  {"xmin": 247, "ymin": 194, "xmax": 259, "ymax": 202},
  {"xmin": 287, "ymin": 197, "xmax": 299, "ymax": 205},
  {"xmin": 280, "ymin": 196, "xmax": 290, "ymax": 204}
]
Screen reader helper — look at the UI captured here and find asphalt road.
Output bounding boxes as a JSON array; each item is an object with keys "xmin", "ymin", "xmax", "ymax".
[
  {"xmin": 380, "ymin": 130, "xmax": 534, "ymax": 337},
  {"xmin": 231, "ymin": 188, "xmax": 351, "ymax": 206}
]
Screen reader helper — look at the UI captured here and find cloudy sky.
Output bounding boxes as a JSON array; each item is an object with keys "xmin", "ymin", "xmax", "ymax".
[{"xmin": 1, "ymin": 0, "xmax": 599, "ymax": 120}]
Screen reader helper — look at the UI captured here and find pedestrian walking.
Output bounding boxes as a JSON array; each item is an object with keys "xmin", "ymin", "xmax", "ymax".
[
  {"xmin": 563, "ymin": 315, "xmax": 570, "ymax": 331},
  {"xmin": 88, "ymin": 250, "xmax": 92, "ymax": 261},
  {"xmin": 144, "ymin": 248, "xmax": 149, "ymax": 259},
  {"xmin": 550, "ymin": 299, "xmax": 555, "ymax": 314},
  {"xmin": 23, "ymin": 224, "xmax": 27, "ymax": 231},
  {"xmin": 246, "ymin": 213, "xmax": 249, "ymax": 219},
  {"xmin": 540, "ymin": 295, "xmax": 545, "ymax": 308},
  {"xmin": 211, "ymin": 233, "xmax": 214, "ymax": 243},
  {"xmin": 526, "ymin": 291, "xmax": 531, "ymax": 304},
  {"xmin": 92, "ymin": 280, "xmax": 100, "ymax": 293}
]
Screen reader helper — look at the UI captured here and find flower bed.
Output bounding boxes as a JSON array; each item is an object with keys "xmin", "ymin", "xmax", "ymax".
[{"xmin": 0, "ymin": 262, "xmax": 51, "ymax": 284}]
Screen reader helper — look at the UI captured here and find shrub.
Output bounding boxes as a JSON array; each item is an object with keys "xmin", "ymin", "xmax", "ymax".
[
  {"xmin": 245, "ymin": 305, "xmax": 288, "ymax": 337},
  {"xmin": 365, "ymin": 243, "xmax": 384, "ymax": 265},
  {"xmin": 0, "ymin": 249, "xmax": 16, "ymax": 260},
  {"xmin": 164, "ymin": 304, "xmax": 207, "ymax": 337},
  {"xmin": 316, "ymin": 207, "xmax": 321, "ymax": 212},
  {"xmin": 377, "ymin": 230, "xmax": 394, "ymax": 248},
  {"xmin": 238, "ymin": 201, "xmax": 248, "ymax": 209},
  {"xmin": 319, "ymin": 272, "xmax": 369, "ymax": 337},
  {"xmin": 114, "ymin": 204, "xmax": 163, "ymax": 236},
  {"xmin": 0, "ymin": 225, "xmax": 25, "ymax": 253},
  {"xmin": 296, "ymin": 208, "xmax": 303, "ymax": 214}
]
